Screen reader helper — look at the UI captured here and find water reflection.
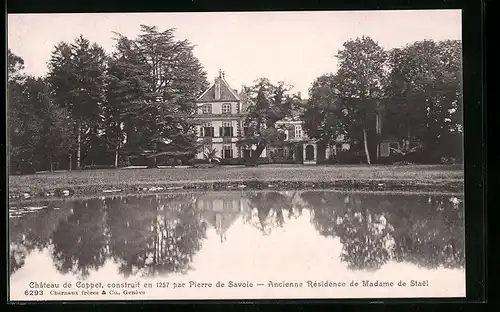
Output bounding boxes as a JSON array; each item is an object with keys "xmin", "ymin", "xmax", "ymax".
[{"xmin": 9, "ymin": 191, "xmax": 464, "ymax": 280}]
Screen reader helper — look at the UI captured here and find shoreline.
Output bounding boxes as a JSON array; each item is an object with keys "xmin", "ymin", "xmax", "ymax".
[
  {"xmin": 9, "ymin": 189, "xmax": 465, "ymax": 207},
  {"xmin": 9, "ymin": 178, "xmax": 464, "ymax": 203}
]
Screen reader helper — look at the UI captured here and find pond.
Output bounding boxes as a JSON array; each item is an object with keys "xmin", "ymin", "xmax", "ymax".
[{"xmin": 9, "ymin": 190, "xmax": 465, "ymax": 300}]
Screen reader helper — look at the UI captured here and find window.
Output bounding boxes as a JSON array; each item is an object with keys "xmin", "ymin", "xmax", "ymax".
[
  {"xmin": 223, "ymin": 146, "xmax": 233, "ymax": 159},
  {"xmin": 222, "ymin": 103, "xmax": 231, "ymax": 114},
  {"xmin": 295, "ymin": 125, "xmax": 302, "ymax": 138},
  {"xmin": 288, "ymin": 127, "xmax": 295, "ymax": 139},
  {"xmin": 203, "ymin": 200, "xmax": 213, "ymax": 210},
  {"xmin": 220, "ymin": 121, "xmax": 233, "ymax": 137},
  {"xmin": 202, "ymin": 104, "xmax": 212, "ymax": 114},
  {"xmin": 203, "ymin": 127, "xmax": 214, "ymax": 137},
  {"xmin": 201, "ymin": 122, "xmax": 214, "ymax": 137},
  {"xmin": 243, "ymin": 126, "xmax": 250, "ymax": 137},
  {"xmin": 223, "ymin": 200, "xmax": 233, "ymax": 210}
]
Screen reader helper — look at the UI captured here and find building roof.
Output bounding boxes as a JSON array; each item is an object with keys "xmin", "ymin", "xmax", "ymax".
[
  {"xmin": 202, "ymin": 211, "xmax": 240, "ymax": 235},
  {"xmin": 238, "ymin": 88, "xmax": 252, "ymax": 114},
  {"xmin": 197, "ymin": 74, "xmax": 240, "ymax": 102}
]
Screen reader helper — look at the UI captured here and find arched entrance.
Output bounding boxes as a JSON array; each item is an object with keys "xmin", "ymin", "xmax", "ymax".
[{"xmin": 305, "ymin": 144, "xmax": 315, "ymax": 161}]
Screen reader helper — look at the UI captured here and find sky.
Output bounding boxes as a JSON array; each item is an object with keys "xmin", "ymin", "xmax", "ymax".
[{"xmin": 7, "ymin": 10, "xmax": 461, "ymax": 97}]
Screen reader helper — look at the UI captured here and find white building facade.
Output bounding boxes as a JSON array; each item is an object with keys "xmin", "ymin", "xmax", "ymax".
[
  {"xmin": 195, "ymin": 71, "xmax": 268, "ymax": 160},
  {"xmin": 195, "ymin": 71, "xmax": 349, "ymax": 164}
]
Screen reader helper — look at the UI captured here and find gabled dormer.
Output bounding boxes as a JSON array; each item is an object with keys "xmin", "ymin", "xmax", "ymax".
[
  {"xmin": 197, "ymin": 70, "xmax": 240, "ymax": 103},
  {"xmin": 196, "ymin": 70, "xmax": 241, "ymax": 116}
]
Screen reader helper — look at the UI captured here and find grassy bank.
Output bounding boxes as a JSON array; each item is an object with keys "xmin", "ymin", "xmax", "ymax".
[{"xmin": 9, "ymin": 164, "xmax": 464, "ymax": 200}]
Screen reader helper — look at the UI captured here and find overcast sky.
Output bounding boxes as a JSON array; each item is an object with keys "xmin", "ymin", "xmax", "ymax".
[{"xmin": 8, "ymin": 10, "xmax": 461, "ymax": 97}]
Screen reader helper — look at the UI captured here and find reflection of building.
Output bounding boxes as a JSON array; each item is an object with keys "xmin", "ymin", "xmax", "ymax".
[
  {"xmin": 195, "ymin": 70, "xmax": 350, "ymax": 164},
  {"xmin": 196, "ymin": 193, "xmax": 251, "ymax": 242}
]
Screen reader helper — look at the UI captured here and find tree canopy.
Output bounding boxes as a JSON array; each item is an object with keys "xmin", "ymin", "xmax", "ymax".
[
  {"xmin": 8, "ymin": 31, "xmax": 463, "ymax": 172},
  {"xmin": 237, "ymin": 78, "xmax": 300, "ymax": 165}
]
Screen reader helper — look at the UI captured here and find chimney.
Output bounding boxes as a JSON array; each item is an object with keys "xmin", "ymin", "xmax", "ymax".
[{"xmin": 215, "ymin": 70, "xmax": 222, "ymax": 100}]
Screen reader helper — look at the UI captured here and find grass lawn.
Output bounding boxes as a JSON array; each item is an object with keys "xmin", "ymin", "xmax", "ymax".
[{"xmin": 9, "ymin": 164, "xmax": 464, "ymax": 196}]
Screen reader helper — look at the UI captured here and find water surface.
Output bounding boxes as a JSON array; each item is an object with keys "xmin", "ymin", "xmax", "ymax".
[{"xmin": 9, "ymin": 190, "xmax": 465, "ymax": 300}]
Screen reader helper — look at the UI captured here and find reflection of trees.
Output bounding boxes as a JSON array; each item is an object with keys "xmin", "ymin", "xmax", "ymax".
[
  {"xmin": 107, "ymin": 194, "xmax": 207, "ymax": 277},
  {"xmin": 9, "ymin": 203, "xmax": 73, "ymax": 276},
  {"xmin": 302, "ymin": 191, "xmax": 345, "ymax": 238},
  {"xmin": 388, "ymin": 195, "xmax": 464, "ymax": 269},
  {"xmin": 11, "ymin": 191, "xmax": 465, "ymax": 279},
  {"xmin": 246, "ymin": 192, "xmax": 295, "ymax": 235},
  {"xmin": 51, "ymin": 200, "xmax": 109, "ymax": 279},
  {"xmin": 304, "ymin": 192, "xmax": 465, "ymax": 271},
  {"xmin": 335, "ymin": 194, "xmax": 394, "ymax": 271}
]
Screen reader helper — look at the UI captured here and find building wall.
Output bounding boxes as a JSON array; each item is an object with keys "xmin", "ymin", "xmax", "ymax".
[
  {"xmin": 276, "ymin": 120, "xmax": 306, "ymax": 141},
  {"xmin": 197, "ymin": 101, "xmax": 240, "ymax": 115},
  {"xmin": 196, "ymin": 194, "xmax": 251, "ymax": 213},
  {"xmin": 195, "ymin": 100, "xmax": 268, "ymax": 159}
]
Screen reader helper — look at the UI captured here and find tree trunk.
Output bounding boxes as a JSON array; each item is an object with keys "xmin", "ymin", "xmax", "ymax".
[
  {"xmin": 115, "ymin": 122, "xmax": 121, "ymax": 168},
  {"xmin": 363, "ymin": 128, "xmax": 371, "ymax": 165},
  {"xmin": 114, "ymin": 135, "xmax": 120, "ymax": 168},
  {"xmin": 248, "ymin": 143, "xmax": 266, "ymax": 166},
  {"xmin": 76, "ymin": 120, "xmax": 81, "ymax": 170},
  {"xmin": 69, "ymin": 153, "xmax": 72, "ymax": 171}
]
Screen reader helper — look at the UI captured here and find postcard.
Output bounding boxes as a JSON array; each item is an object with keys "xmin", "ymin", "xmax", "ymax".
[{"xmin": 8, "ymin": 10, "xmax": 465, "ymax": 301}]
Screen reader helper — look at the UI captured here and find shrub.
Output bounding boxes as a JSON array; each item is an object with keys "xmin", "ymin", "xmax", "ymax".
[
  {"xmin": 118, "ymin": 156, "xmax": 132, "ymax": 167},
  {"xmin": 257, "ymin": 157, "xmax": 270, "ymax": 164},
  {"xmin": 192, "ymin": 163, "xmax": 218, "ymax": 168},
  {"xmin": 440, "ymin": 157, "xmax": 457, "ymax": 165},
  {"xmin": 270, "ymin": 157, "xmax": 298, "ymax": 164},
  {"xmin": 81, "ymin": 164, "xmax": 115, "ymax": 170},
  {"xmin": 219, "ymin": 158, "xmax": 245, "ymax": 165},
  {"xmin": 393, "ymin": 160, "xmax": 414, "ymax": 166},
  {"xmin": 189, "ymin": 158, "xmax": 209, "ymax": 165},
  {"xmin": 336, "ymin": 151, "xmax": 363, "ymax": 164}
]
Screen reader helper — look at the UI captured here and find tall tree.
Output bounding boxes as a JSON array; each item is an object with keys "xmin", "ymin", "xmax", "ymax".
[
  {"xmin": 8, "ymin": 49, "xmax": 25, "ymax": 83},
  {"xmin": 104, "ymin": 33, "xmax": 152, "ymax": 167},
  {"xmin": 47, "ymin": 36, "xmax": 107, "ymax": 169},
  {"xmin": 384, "ymin": 40, "xmax": 462, "ymax": 161},
  {"xmin": 334, "ymin": 36, "xmax": 388, "ymax": 164},
  {"xmin": 7, "ymin": 50, "xmax": 34, "ymax": 173},
  {"xmin": 21, "ymin": 77, "xmax": 73, "ymax": 170},
  {"xmin": 237, "ymin": 78, "xmax": 297, "ymax": 165},
  {"xmin": 112, "ymin": 25, "xmax": 208, "ymax": 168},
  {"xmin": 301, "ymin": 74, "xmax": 347, "ymax": 145},
  {"xmin": 30, "ymin": 77, "xmax": 75, "ymax": 171},
  {"xmin": 8, "ymin": 49, "xmax": 75, "ymax": 173}
]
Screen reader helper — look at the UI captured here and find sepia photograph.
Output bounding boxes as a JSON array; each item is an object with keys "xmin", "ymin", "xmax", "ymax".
[{"xmin": 7, "ymin": 10, "xmax": 465, "ymax": 301}]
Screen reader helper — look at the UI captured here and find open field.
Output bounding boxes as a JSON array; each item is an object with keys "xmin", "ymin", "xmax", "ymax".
[{"xmin": 9, "ymin": 164, "xmax": 464, "ymax": 200}]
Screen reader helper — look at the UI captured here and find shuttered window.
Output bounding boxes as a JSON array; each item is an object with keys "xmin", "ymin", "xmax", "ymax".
[
  {"xmin": 223, "ymin": 146, "xmax": 233, "ymax": 159},
  {"xmin": 220, "ymin": 122, "xmax": 233, "ymax": 137}
]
